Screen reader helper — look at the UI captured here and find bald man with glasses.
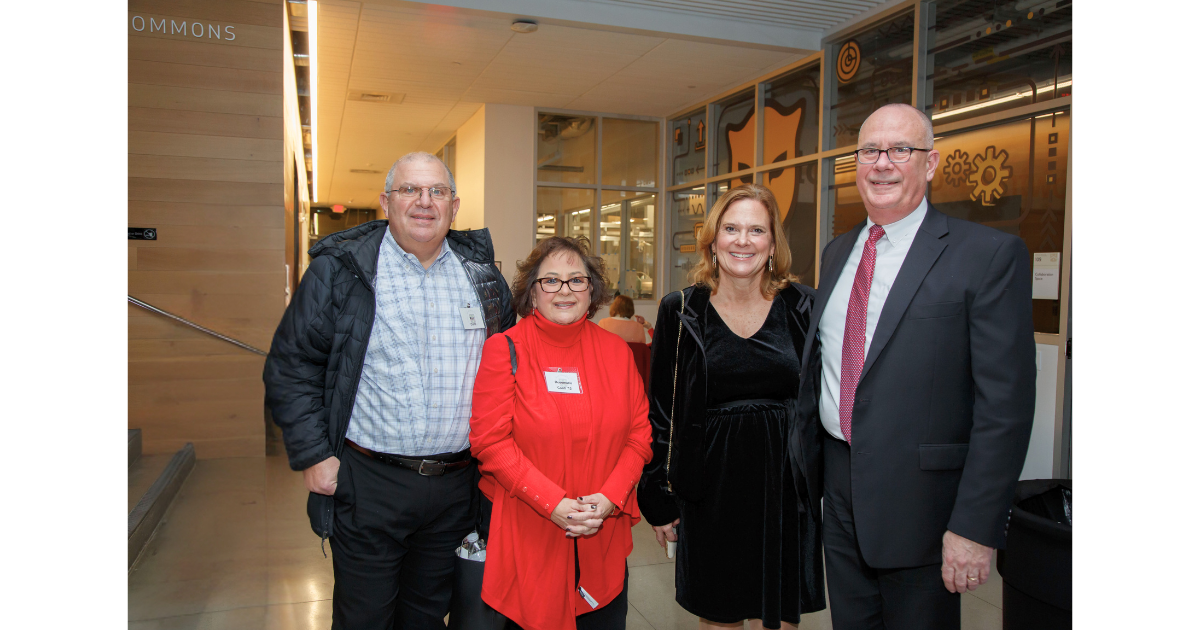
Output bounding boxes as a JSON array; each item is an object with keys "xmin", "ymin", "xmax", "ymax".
[
  {"xmin": 265, "ymin": 151, "xmax": 515, "ymax": 629},
  {"xmin": 802, "ymin": 104, "xmax": 1036, "ymax": 629}
]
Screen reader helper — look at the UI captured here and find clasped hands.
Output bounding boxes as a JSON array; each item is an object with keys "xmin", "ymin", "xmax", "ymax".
[{"xmin": 551, "ymin": 494, "xmax": 615, "ymax": 538}]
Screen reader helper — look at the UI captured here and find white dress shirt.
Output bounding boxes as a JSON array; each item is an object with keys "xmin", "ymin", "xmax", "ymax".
[{"xmin": 819, "ymin": 199, "xmax": 928, "ymax": 441}]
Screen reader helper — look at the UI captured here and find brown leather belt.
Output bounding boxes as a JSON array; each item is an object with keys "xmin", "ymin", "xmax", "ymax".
[{"xmin": 344, "ymin": 439, "xmax": 471, "ymax": 476}]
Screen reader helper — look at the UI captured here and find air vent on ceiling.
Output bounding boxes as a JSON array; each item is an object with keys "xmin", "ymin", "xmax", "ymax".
[
  {"xmin": 348, "ymin": 90, "xmax": 405, "ymax": 104},
  {"xmin": 349, "ymin": 169, "xmax": 383, "ymax": 174}
]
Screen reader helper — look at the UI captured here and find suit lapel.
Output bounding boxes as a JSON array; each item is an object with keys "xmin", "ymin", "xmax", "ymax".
[
  {"xmin": 803, "ymin": 221, "xmax": 863, "ymax": 368},
  {"xmin": 860, "ymin": 207, "xmax": 949, "ymax": 379},
  {"xmin": 812, "ymin": 221, "xmax": 864, "ymax": 327}
]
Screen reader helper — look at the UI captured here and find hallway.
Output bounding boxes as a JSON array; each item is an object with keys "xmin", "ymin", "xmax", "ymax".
[{"xmin": 129, "ymin": 455, "xmax": 1004, "ymax": 629}]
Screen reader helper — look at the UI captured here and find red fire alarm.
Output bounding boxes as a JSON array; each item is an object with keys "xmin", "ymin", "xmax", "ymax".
[{"xmin": 332, "ymin": 204, "xmax": 346, "ymax": 213}]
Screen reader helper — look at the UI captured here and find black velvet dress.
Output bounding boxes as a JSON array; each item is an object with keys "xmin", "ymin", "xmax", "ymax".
[{"xmin": 674, "ymin": 295, "xmax": 817, "ymax": 628}]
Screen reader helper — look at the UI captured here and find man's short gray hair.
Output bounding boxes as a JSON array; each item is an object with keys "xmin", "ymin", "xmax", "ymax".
[
  {"xmin": 860, "ymin": 103, "xmax": 935, "ymax": 149},
  {"xmin": 383, "ymin": 152, "xmax": 457, "ymax": 197}
]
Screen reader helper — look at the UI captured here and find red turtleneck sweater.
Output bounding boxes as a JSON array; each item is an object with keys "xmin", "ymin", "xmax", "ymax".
[{"xmin": 470, "ymin": 310, "xmax": 652, "ymax": 630}]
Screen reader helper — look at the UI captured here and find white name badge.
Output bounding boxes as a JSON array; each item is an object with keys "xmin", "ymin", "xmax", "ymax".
[
  {"xmin": 459, "ymin": 306, "xmax": 485, "ymax": 330},
  {"xmin": 543, "ymin": 368, "xmax": 582, "ymax": 394}
]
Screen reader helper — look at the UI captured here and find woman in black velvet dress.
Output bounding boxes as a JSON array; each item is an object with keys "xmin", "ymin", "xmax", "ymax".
[{"xmin": 637, "ymin": 184, "xmax": 825, "ymax": 630}]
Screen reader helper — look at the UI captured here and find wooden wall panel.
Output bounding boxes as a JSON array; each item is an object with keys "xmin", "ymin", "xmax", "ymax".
[
  {"xmin": 126, "ymin": 225, "xmax": 285, "ymax": 250},
  {"xmin": 129, "ymin": 154, "xmax": 284, "ymax": 183},
  {"xmin": 129, "ymin": 0, "xmax": 285, "ymax": 459},
  {"xmin": 130, "ymin": 270, "xmax": 283, "ymax": 296},
  {"xmin": 130, "ymin": 178, "xmax": 281, "ymax": 205},
  {"xmin": 130, "ymin": 131, "xmax": 281, "ymax": 161},
  {"xmin": 130, "ymin": 85, "xmax": 283, "ymax": 118},
  {"xmin": 129, "ymin": 201, "xmax": 281, "ymax": 227},
  {"xmin": 130, "ymin": 107, "xmax": 283, "ymax": 139},
  {"xmin": 130, "ymin": 60, "xmax": 282, "ymax": 94},
  {"xmin": 134, "ymin": 246, "xmax": 283, "ymax": 272},
  {"xmin": 129, "ymin": 36, "xmax": 281, "ymax": 72},
  {"xmin": 130, "ymin": 0, "xmax": 283, "ymax": 28}
]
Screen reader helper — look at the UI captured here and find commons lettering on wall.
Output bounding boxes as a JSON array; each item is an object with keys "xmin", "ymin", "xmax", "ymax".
[{"xmin": 130, "ymin": 15, "xmax": 236, "ymax": 41}]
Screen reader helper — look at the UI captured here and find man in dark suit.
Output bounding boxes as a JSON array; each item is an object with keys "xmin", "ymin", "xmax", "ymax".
[{"xmin": 810, "ymin": 103, "xmax": 1036, "ymax": 629}]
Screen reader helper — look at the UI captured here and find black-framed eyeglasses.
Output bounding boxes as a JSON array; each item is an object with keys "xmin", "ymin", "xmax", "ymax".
[
  {"xmin": 853, "ymin": 147, "xmax": 931, "ymax": 164},
  {"xmin": 386, "ymin": 185, "xmax": 455, "ymax": 200},
  {"xmin": 534, "ymin": 277, "xmax": 591, "ymax": 293}
]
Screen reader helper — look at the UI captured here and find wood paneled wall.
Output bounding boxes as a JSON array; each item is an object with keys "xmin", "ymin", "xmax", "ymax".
[{"xmin": 128, "ymin": 0, "xmax": 285, "ymax": 458}]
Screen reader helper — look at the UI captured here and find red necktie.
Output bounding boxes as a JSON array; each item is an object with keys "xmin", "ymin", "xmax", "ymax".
[{"xmin": 839, "ymin": 224, "xmax": 886, "ymax": 444}]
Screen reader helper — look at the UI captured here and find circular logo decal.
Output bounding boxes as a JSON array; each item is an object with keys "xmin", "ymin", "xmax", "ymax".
[{"xmin": 837, "ymin": 40, "xmax": 861, "ymax": 83}]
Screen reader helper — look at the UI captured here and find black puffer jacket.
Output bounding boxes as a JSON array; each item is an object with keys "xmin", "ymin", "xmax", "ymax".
[{"xmin": 263, "ymin": 220, "xmax": 515, "ymax": 539}]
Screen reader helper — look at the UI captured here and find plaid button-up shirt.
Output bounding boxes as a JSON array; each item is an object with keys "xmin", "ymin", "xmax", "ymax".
[{"xmin": 345, "ymin": 230, "xmax": 485, "ymax": 456}]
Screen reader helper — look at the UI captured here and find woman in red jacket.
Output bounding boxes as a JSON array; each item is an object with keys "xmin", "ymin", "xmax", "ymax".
[{"xmin": 470, "ymin": 236, "xmax": 653, "ymax": 630}]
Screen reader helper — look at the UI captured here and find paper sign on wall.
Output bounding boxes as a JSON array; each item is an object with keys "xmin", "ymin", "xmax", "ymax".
[{"xmin": 1032, "ymin": 252, "xmax": 1060, "ymax": 300}]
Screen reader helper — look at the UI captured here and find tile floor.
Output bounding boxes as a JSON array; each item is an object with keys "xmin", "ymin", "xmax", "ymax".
[{"xmin": 129, "ymin": 455, "xmax": 1003, "ymax": 629}]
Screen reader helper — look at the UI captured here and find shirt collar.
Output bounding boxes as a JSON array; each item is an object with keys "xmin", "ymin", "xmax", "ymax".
[
  {"xmin": 383, "ymin": 229, "xmax": 454, "ymax": 268},
  {"xmin": 867, "ymin": 197, "xmax": 927, "ymax": 248}
]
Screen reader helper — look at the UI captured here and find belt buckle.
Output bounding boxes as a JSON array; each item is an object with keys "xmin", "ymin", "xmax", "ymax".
[{"xmin": 417, "ymin": 460, "xmax": 445, "ymax": 476}]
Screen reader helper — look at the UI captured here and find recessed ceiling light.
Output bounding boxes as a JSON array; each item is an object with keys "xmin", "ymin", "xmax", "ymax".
[{"xmin": 511, "ymin": 20, "xmax": 537, "ymax": 33}]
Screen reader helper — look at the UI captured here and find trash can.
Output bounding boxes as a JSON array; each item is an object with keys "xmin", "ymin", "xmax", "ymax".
[{"xmin": 997, "ymin": 479, "xmax": 1071, "ymax": 630}]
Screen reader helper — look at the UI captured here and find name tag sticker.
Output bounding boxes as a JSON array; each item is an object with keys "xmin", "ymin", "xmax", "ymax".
[
  {"xmin": 459, "ymin": 306, "xmax": 485, "ymax": 329},
  {"xmin": 543, "ymin": 368, "xmax": 582, "ymax": 394}
]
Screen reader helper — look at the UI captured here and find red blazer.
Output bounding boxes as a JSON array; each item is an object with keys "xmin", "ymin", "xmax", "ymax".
[{"xmin": 470, "ymin": 311, "xmax": 652, "ymax": 630}]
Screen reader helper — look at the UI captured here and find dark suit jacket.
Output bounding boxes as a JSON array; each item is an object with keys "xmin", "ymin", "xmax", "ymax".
[{"xmin": 804, "ymin": 204, "xmax": 1036, "ymax": 569}]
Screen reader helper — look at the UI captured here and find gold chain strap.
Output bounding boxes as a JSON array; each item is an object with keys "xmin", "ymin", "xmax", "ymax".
[{"xmin": 665, "ymin": 289, "xmax": 685, "ymax": 493}]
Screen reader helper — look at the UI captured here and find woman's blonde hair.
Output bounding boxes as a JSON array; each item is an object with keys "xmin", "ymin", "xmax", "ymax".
[{"xmin": 691, "ymin": 183, "xmax": 795, "ymax": 298}]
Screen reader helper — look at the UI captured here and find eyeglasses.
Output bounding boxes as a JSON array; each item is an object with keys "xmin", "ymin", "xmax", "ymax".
[
  {"xmin": 534, "ymin": 277, "xmax": 591, "ymax": 293},
  {"xmin": 853, "ymin": 147, "xmax": 931, "ymax": 164},
  {"xmin": 386, "ymin": 185, "xmax": 455, "ymax": 200}
]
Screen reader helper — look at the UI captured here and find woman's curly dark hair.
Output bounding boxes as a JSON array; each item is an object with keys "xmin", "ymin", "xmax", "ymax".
[{"xmin": 512, "ymin": 236, "xmax": 612, "ymax": 320}]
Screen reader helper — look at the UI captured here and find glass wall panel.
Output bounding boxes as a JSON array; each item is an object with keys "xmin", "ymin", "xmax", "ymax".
[
  {"xmin": 710, "ymin": 179, "xmax": 734, "ymax": 206},
  {"xmin": 763, "ymin": 162, "xmax": 818, "ymax": 287},
  {"xmin": 829, "ymin": 154, "xmax": 865, "ymax": 239},
  {"xmin": 930, "ymin": 110, "xmax": 1069, "ymax": 333},
  {"xmin": 598, "ymin": 195, "xmax": 624, "ymax": 293},
  {"xmin": 669, "ymin": 186, "xmax": 706, "ymax": 292},
  {"xmin": 601, "ymin": 191, "xmax": 657, "ymax": 298},
  {"xmin": 671, "ymin": 110, "xmax": 707, "ymax": 186},
  {"xmin": 829, "ymin": 10, "xmax": 914, "ymax": 149},
  {"xmin": 926, "ymin": 0, "xmax": 1071, "ymax": 126},
  {"xmin": 627, "ymin": 194, "xmax": 657, "ymax": 299},
  {"xmin": 602, "ymin": 118, "xmax": 659, "ymax": 188},
  {"xmin": 712, "ymin": 90, "xmax": 756, "ymax": 177},
  {"xmin": 536, "ymin": 187, "xmax": 594, "ymax": 245},
  {"xmin": 764, "ymin": 65, "xmax": 821, "ymax": 166},
  {"xmin": 537, "ymin": 114, "xmax": 596, "ymax": 184}
]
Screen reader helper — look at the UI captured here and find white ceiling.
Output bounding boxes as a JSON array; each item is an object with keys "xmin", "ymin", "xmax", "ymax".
[{"xmin": 310, "ymin": 0, "xmax": 889, "ymax": 206}]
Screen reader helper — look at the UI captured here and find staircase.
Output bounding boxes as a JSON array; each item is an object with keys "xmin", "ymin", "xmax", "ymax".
[{"xmin": 127, "ymin": 429, "xmax": 195, "ymax": 569}]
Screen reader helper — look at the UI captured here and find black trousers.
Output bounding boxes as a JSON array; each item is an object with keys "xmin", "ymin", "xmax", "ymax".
[
  {"xmin": 822, "ymin": 436, "xmax": 960, "ymax": 630},
  {"xmin": 330, "ymin": 445, "xmax": 475, "ymax": 630}
]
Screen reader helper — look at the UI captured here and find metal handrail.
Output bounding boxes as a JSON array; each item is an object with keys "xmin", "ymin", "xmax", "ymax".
[{"xmin": 128, "ymin": 296, "xmax": 268, "ymax": 356}]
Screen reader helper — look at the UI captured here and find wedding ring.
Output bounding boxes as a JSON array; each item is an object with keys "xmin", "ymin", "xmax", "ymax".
[{"xmin": 967, "ymin": 577, "xmax": 978, "ymax": 581}]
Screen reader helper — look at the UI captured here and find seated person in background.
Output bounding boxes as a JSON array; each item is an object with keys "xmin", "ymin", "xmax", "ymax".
[{"xmin": 596, "ymin": 295, "xmax": 653, "ymax": 344}]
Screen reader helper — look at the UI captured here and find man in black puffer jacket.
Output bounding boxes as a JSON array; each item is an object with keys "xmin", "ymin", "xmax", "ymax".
[{"xmin": 264, "ymin": 152, "xmax": 514, "ymax": 629}]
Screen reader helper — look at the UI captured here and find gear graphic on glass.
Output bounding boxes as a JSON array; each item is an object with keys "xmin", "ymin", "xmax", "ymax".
[
  {"xmin": 942, "ymin": 149, "xmax": 972, "ymax": 187},
  {"xmin": 968, "ymin": 146, "xmax": 1013, "ymax": 206}
]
